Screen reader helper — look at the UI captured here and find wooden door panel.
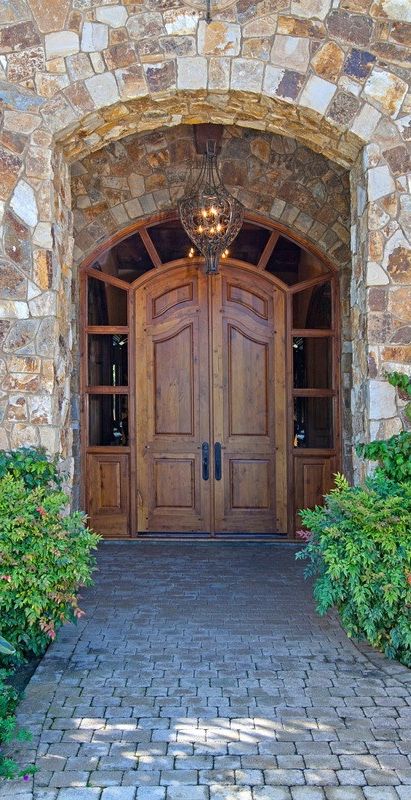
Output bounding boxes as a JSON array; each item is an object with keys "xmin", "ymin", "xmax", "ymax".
[
  {"xmin": 86, "ymin": 453, "xmax": 129, "ymax": 537},
  {"xmin": 230, "ymin": 459, "xmax": 271, "ymax": 508},
  {"xmin": 136, "ymin": 267, "xmax": 210, "ymax": 532},
  {"xmin": 213, "ymin": 268, "xmax": 283, "ymax": 533},
  {"xmin": 226, "ymin": 283, "xmax": 269, "ymax": 319},
  {"xmin": 154, "ymin": 324, "xmax": 194, "ymax": 435},
  {"xmin": 154, "ymin": 457, "xmax": 195, "ymax": 509},
  {"xmin": 294, "ymin": 455, "xmax": 337, "ymax": 531},
  {"xmin": 229, "ymin": 325, "xmax": 269, "ymax": 437}
]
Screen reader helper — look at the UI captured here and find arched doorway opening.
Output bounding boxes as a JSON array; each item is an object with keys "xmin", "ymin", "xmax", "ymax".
[{"xmin": 80, "ymin": 212, "xmax": 341, "ymax": 539}]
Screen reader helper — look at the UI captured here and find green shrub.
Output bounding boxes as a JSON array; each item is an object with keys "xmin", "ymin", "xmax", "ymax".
[
  {"xmin": 0, "ymin": 473, "xmax": 100, "ymax": 660},
  {"xmin": 296, "ymin": 474, "xmax": 411, "ymax": 667},
  {"xmin": 0, "ymin": 447, "xmax": 62, "ymax": 490},
  {"xmin": 356, "ymin": 430, "xmax": 411, "ymax": 483},
  {"xmin": 0, "ymin": 668, "xmax": 37, "ymax": 781}
]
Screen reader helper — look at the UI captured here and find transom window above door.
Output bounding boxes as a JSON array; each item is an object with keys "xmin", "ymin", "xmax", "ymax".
[{"xmin": 86, "ymin": 213, "xmax": 331, "ymax": 290}]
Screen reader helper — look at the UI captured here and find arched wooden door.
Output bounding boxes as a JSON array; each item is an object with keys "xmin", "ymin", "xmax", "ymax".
[
  {"xmin": 82, "ymin": 212, "xmax": 341, "ymax": 538},
  {"xmin": 135, "ymin": 264, "xmax": 287, "ymax": 534}
]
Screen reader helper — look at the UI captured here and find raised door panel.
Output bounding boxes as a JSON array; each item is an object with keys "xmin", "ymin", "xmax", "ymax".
[
  {"xmin": 154, "ymin": 324, "xmax": 194, "ymax": 435},
  {"xmin": 212, "ymin": 268, "xmax": 282, "ymax": 533},
  {"xmin": 86, "ymin": 453, "xmax": 129, "ymax": 537},
  {"xmin": 294, "ymin": 455, "xmax": 337, "ymax": 531},
  {"xmin": 136, "ymin": 267, "xmax": 211, "ymax": 532},
  {"xmin": 229, "ymin": 326, "xmax": 269, "ymax": 437}
]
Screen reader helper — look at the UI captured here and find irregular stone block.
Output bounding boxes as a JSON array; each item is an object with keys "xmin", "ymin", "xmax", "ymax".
[
  {"xmin": 299, "ymin": 74, "xmax": 336, "ymax": 114},
  {"xmin": 198, "ymin": 20, "xmax": 241, "ymax": 56},
  {"xmin": 10, "ymin": 180, "xmax": 38, "ymax": 227},
  {"xmin": 0, "ymin": 147, "xmax": 22, "ymax": 201},
  {"xmin": 27, "ymin": 0, "xmax": 70, "ymax": 33},
  {"xmin": 96, "ymin": 5, "xmax": 128, "ymax": 29},
  {"xmin": 364, "ymin": 67, "xmax": 408, "ymax": 118},
  {"xmin": 45, "ymin": 31, "xmax": 79, "ymax": 60},
  {"xmin": 367, "ymin": 165, "xmax": 395, "ymax": 201},
  {"xmin": 85, "ymin": 73, "xmax": 120, "ymax": 107},
  {"xmin": 270, "ymin": 35, "xmax": 310, "ymax": 73},
  {"xmin": 369, "ymin": 379, "xmax": 397, "ymax": 419},
  {"xmin": 81, "ymin": 22, "xmax": 109, "ymax": 53}
]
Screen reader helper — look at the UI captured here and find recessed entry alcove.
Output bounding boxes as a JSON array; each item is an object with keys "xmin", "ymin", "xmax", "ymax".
[{"xmin": 80, "ymin": 211, "xmax": 341, "ymax": 539}]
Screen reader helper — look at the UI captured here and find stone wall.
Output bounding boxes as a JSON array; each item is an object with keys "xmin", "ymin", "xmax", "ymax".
[{"xmin": 0, "ymin": 0, "xmax": 410, "ymax": 483}]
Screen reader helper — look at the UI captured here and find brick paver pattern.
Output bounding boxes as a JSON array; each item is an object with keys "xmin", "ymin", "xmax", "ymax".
[{"xmin": 2, "ymin": 543, "xmax": 411, "ymax": 800}]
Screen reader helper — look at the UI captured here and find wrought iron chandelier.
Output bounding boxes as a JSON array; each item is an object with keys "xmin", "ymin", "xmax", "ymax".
[{"xmin": 178, "ymin": 138, "xmax": 244, "ymax": 275}]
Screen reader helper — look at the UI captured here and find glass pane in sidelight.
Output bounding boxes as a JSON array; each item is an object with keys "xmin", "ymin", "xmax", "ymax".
[
  {"xmin": 87, "ymin": 278, "xmax": 128, "ymax": 326},
  {"xmin": 293, "ymin": 397, "xmax": 333, "ymax": 449},
  {"xmin": 293, "ymin": 281, "xmax": 332, "ymax": 329},
  {"xmin": 293, "ymin": 337, "xmax": 332, "ymax": 389},
  {"xmin": 89, "ymin": 394, "xmax": 129, "ymax": 446},
  {"xmin": 88, "ymin": 335, "xmax": 128, "ymax": 387}
]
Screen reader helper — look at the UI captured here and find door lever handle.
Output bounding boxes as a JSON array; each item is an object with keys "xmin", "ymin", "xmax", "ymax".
[
  {"xmin": 214, "ymin": 442, "xmax": 222, "ymax": 481},
  {"xmin": 202, "ymin": 442, "xmax": 209, "ymax": 481}
]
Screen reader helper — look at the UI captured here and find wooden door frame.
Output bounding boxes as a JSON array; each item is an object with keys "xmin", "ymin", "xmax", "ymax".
[{"xmin": 79, "ymin": 211, "xmax": 342, "ymax": 539}]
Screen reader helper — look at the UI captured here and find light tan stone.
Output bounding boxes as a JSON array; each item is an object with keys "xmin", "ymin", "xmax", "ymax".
[
  {"xmin": 10, "ymin": 422, "xmax": 39, "ymax": 448},
  {"xmin": 27, "ymin": 0, "xmax": 70, "ymax": 33},
  {"xmin": 270, "ymin": 35, "xmax": 310, "ymax": 72},
  {"xmin": 291, "ymin": 0, "xmax": 332, "ymax": 19},
  {"xmin": 371, "ymin": 0, "xmax": 411, "ymax": 22},
  {"xmin": 208, "ymin": 57, "xmax": 230, "ymax": 90},
  {"xmin": 198, "ymin": 20, "xmax": 241, "ymax": 56},
  {"xmin": 312, "ymin": 42, "xmax": 344, "ymax": 82},
  {"xmin": 45, "ymin": 31, "xmax": 79, "ymax": 60},
  {"xmin": 364, "ymin": 67, "xmax": 408, "ymax": 118},
  {"xmin": 389, "ymin": 287, "xmax": 411, "ymax": 321}
]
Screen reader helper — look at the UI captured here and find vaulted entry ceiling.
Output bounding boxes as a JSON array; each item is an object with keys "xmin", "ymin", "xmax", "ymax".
[{"xmin": 71, "ymin": 125, "xmax": 351, "ymax": 271}]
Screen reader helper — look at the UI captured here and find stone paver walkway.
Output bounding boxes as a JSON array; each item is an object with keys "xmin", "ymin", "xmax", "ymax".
[{"xmin": 2, "ymin": 543, "xmax": 411, "ymax": 800}]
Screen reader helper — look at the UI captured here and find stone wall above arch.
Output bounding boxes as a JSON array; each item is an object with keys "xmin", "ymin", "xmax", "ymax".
[{"xmin": 71, "ymin": 125, "xmax": 351, "ymax": 268}]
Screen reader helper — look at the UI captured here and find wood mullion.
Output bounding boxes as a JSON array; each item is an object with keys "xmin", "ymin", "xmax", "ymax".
[
  {"xmin": 292, "ymin": 328, "xmax": 335, "ymax": 337},
  {"xmin": 289, "ymin": 274, "xmax": 332, "ymax": 294},
  {"xmin": 85, "ymin": 266, "xmax": 131, "ymax": 290},
  {"xmin": 140, "ymin": 228, "xmax": 162, "ymax": 268},
  {"xmin": 86, "ymin": 326, "xmax": 129, "ymax": 334},
  {"xmin": 292, "ymin": 388, "xmax": 335, "ymax": 397},
  {"xmin": 257, "ymin": 231, "xmax": 280, "ymax": 270},
  {"xmin": 86, "ymin": 386, "xmax": 130, "ymax": 394},
  {"xmin": 293, "ymin": 448, "xmax": 337, "ymax": 456}
]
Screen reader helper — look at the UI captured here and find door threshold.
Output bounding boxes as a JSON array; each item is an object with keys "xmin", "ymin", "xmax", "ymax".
[{"xmin": 103, "ymin": 532, "xmax": 294, "ymax": 544}]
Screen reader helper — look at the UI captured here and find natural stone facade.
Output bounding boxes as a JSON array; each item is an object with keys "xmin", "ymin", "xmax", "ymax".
[
  {"xmin": 0, "ymin": 0, "xmax": 410, "ymax": 485},
  {"xmin": 71, "ymin": 126, "xmax": 351, "ymax": 266}
]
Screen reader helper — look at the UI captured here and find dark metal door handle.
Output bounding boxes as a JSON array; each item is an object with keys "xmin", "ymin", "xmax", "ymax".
[
  {"xmin": 202, "ymin": 442, "xmax": 209, "ymax": 481},
  {"xmin": 214, "ymin": 442, "xmax": 222, "ymax": 481}
]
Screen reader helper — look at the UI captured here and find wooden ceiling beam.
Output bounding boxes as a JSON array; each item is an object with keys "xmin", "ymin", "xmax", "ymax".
[{"xmin": 194, "ymin": 124, "xmax": 224, "ymax": 155}]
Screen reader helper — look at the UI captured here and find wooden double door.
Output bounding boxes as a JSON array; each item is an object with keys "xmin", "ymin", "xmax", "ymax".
[{"xmin": 135, "ymin": 264, "xmax": 287, "ymax": 534}]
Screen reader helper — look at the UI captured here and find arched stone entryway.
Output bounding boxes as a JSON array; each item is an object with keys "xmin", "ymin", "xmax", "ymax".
[{"xmin": 0, "ymin": 2, "xmax": 410, "ymax": 503}]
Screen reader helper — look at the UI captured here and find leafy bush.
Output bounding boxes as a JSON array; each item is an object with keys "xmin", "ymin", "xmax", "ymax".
[
  {"xmin": 0, "ymin": 668, "xmax": 37, "ymax": 781},
  {"xmin": 386, "ymin": 371, "xmax": 411, "ymax": 421},
  {"xmin": 0, "ymin": 447, "xmax": 62, "ymax": 490},
  {"xmin": 357, "ymin": 430, "xmax": 411, "ymax": 483},
  {"xmin": 0, "ymin": 473, "xmax": 100, "ymax": 660},
  {"xmin": 297, "ymin": 474, "xmax": 411, "ymax": 667}
]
